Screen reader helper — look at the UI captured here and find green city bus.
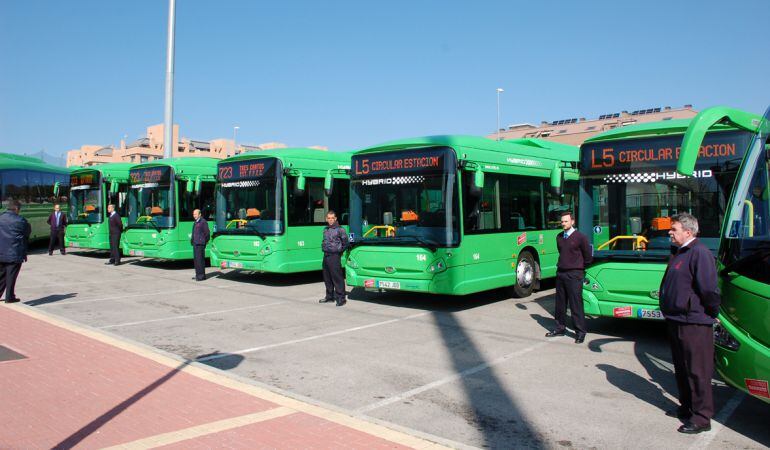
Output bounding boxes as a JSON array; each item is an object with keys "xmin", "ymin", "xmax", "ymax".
[
  {"xmin": 678, "ymin": 106, "xmax": 770, "ymax": 404},
  {"xmin": 65, "ymin": 163, "xmax": 133, "ymax": 250},
  {"xmin": 122, "ymin": 157, "xmax": 218, "ymax": 260},
  {"xmin": 0, "ymin": 153, "xmax": 69, "ymax": 241},
  {"xmin": 210, "ymin": 148, "xmax": 351, "ymax": 273},
  {"xmin": 578, "ymin": 116, "xmax": 759, "ymax": 320},
  {"xmin": 345, "ymin": 135, "xmax": 579, "ymax": 297}
]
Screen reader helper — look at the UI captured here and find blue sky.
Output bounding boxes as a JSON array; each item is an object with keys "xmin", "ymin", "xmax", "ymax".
[{"xmin": 1, "ymin": 0, "xmax": 768, "ymax": 157}]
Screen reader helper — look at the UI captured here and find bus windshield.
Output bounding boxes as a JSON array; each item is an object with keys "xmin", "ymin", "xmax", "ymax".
[
  {"xmin": 581, "ymin": 130, "xmax": 753, "ymax": 259},
  {"xmin": 350, "ymin": 147, "xmax": 459, "ymax": 248},
  {"xmin": 721, "ymin": 118, "xmax": 770, "ymax": 284},
  {"xmin": 127, "ymin": 167, "xmax": 175, "ymax": 229},
  {"xmin": 69, "ymin": 171, "xmax": 102, "ymax": 224},
  {"xmin": 215, "ymin": 158, "xmax": 283, "ymax": 236}
]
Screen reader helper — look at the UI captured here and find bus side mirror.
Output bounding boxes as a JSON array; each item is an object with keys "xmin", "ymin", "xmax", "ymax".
[
  {"xmin": 550, "ymin": 166, "xmax": 563, "ymax": 196},
  {"xmin": 186, "ymin": 179, "xmax": 194, "ymax": 193},
  {"xmin": 194, "ymin": 178, "xmax": 202, "ymax": 193},
  {"xmin": 294, "ymin": 173, "xmax": 306, "ymax": 196},
  {"xmin": 110, "ymin": 181, "xmax": 118, "ymax": 194},
  {"xmin": 53, "ymin": 181, "xmax": 60, "ymax": 197},
  {"xmin": 470, "ymin": 168, "xmax": 484, "ymax": 197},
  {"xmin": 324, "ymin": 171, "xmax": 333, "ymax": 197}
]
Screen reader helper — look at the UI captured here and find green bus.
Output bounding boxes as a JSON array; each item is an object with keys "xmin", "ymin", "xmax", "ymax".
[
  {"xmin": 678, "ymin": 106, "xmax": 770, "ymax": 404},
  {"xmin": 0, "ymin": 153, "xmax": 69, "ymax": 241},
  {"xmin": 122, "ymin": 157, "xmax": 218, "ymax": 260},
  {"xmin": 578, "ymin": 116, "xmax": 759, "ymax": 319},
  {"xmin": 345, "ymin": 135, "xmax": 579, "ymax": 297},
  {"xmin": 209, "ymin": 148, "xmax": 351, "ymax": 273},
  {"xmin": 65, "ymin": 163, "xmax": 133, "ymax": 250}
]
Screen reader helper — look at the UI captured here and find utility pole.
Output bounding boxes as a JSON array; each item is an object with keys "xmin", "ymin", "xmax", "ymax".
[{"xmin": 162, "ymin": 0, "xmax": 176, "ymax": 159}]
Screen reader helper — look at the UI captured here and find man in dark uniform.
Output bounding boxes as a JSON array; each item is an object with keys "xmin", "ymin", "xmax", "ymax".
[
  {"xmin": 46, "ymin": 203, "xmax": 67, "ymax": 255},
  {"xmin": 659, "ymin": 213, "xmax": 720, "ymax": 434},
  {"xmin": 0, "ymin": 199, "xmax": 31, "ymax": 303},
  {"xmin": 107, "ymin": 204, "xmax": 123, "ymax": 266},
  {"xmin": 546, "ymin": 211, "xmax": 593, "ymax": 343},
  {"xmin": 191, "ymin": 208, "xmax": 210, "ymax": 281},
  {"xmin": 319, "ymin": 210, "xmax": 348, "ymax": 306}
]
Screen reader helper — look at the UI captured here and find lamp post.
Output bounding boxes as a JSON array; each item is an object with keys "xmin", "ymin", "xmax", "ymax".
[
  {"xmin": 496, "ymin": 88, "xmax": 504, "ymax": 141},
  {"xmin": 162, "ymin": 0, "xmax": 176, "ymax": 159},
  {"xmin": 233, "ymin": 126, "xmax": 240, "ymax": 155}
]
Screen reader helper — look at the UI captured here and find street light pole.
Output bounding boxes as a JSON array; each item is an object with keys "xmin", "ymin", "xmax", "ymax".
[
  {"xmin": 162, "ymin": 0, "xmax": 176, "ymax": 159},
  {"xmin": 496, "ymin": 88, "xmax": 504, "ymax": 141},
  {"xmin": 233, "ymin": 126, "xmax": 240, "ymax": 155}
]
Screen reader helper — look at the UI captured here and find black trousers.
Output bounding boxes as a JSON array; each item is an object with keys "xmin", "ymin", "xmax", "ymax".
[
  {"xmin": 109, "ymin": 234, "xmax": 121, "ymax": 265},
  {"xmin": 193, "ymin": 244, "xmax": 206, "ymax": 280},
  {"xmin": 322, "ymin": 253, "xmax": 345, "ymax": 301},
  {"xmin": 0, "ymin": 262, "xmax": 22, "ymax": 301},
  {"xmin": 666, "ymin": 320, "xmax": 714, "ymax": 426},
  {"xmin": 554, "ymin": 269, "xmax": 586, "ymax": 335},
  {"xmin": 49, "ymin": 230, "xmax": 65, "ymax": 254}
]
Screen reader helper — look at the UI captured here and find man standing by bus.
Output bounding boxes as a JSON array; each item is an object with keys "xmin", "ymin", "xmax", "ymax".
[
  {"xmin": 191, "ymin": 209, "xmax": 209, "ymax": 281},
  {"xmin": 660, "ymin": 213, "xmax": 720, "ymax": 434},
  {"xmin": 106, "ymin": 204, "xmax": 122, "ymax": 266},
  {"xmin": 46, "ymin": 203, "xmax": 67, "ymax": 255},
  {"xmin": 0, "ymin": 199, "xmax": 31, "ymax": 303},
  {"xmin": 546, "ymin": 211, "xmax": 592, "ymax": 343},
  {"xmin": 320, "ymin": 210, "xmax": 348, "ymax": 306}
]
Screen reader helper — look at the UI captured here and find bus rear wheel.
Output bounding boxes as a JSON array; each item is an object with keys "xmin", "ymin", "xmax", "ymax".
[{"xmin": 513, "ymin": 251, "xmax": 536, "ymax": 298}]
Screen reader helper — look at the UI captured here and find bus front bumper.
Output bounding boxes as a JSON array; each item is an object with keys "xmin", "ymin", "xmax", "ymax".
[{"xmin": 582, "ymin": 289, "xmax": 665, "ymax": 321}]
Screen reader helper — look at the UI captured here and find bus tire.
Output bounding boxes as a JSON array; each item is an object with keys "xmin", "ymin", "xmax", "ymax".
[{"xmin": 513, "ymin": 251, "xmax": 536, "ymax": 298}]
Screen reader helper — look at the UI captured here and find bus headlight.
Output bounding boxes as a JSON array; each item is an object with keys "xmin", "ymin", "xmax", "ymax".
[
  {"xmin": 427, "ymin": 259, "xmax": 447, "ymax": 273},
  {"xmin": 714, "ymin": 321, "xmax": 740, "ymax": 351},
  {"xmin": 259, "ymin": 245, "xmax": 272, "ymax": 256},
  {"xmin": 347, "ymin": 257, "xmax": 359, "ymax": 269},
  {"xmin": 583, "ymin": 275, "xmax": 602, "ymax": 291}
]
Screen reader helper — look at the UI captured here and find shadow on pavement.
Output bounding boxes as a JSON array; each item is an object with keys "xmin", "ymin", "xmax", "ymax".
[
  {"xmin": 53, "ymin": 360, "xmax": 191, "ymax": 449},
  {"xmin": 195, "ymin": 351, "xmax": 245, "ymax": 371},
  {"xmin": 348, "ymin": 286, "xmax": 514, "ymax": 313},
  {"xmin": 24, "ymin": 293, "xmax": 77, "ymax": 306},
  {"xmin": 216, "ymin": 270, "xmax": 324, "ymax": 287}
]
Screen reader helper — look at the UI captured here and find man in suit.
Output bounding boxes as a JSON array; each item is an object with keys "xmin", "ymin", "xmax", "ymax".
[
  {"xmin": 106, "ymin": 204, "xmax": 123, "ymax": 266},
  {"xmin": 191, "ymin": 208, "xmax": 210, "ymax": 281},
  {"xmin": 546, "ymin": 211, "xmax": 593, "ymax": 343},
  {"xmin": 46, "ymin": 203, "xmax": 67, "ymax": 255},
  {"xmin": 0, "ymin": 199, "xmax": 31, "ymax": 303},
  {"xmin": 659, "ymin": 213, "xmax": 720, "ymax": 434},
  {"xmin": 319, "ymin": 210, "xmax": 348, "ymax": 306}
]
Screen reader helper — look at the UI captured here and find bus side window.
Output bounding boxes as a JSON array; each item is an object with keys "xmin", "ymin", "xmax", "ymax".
[{"xmin": 199, "ymin": 181, "xmax": 216, "ymax": 220}]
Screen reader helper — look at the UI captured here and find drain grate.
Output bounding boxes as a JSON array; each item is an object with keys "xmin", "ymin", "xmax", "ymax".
[{"xmin": 0, "ymin": 345, "xmax": 27, "ymax": 362}]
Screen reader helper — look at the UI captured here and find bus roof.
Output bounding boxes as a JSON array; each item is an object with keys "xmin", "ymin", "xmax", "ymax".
[
  {"xmin": 356, "ymin": 135, "xmax": 579, "ymax": 163},
  {"xmin": 129, "ymin": 157, "xmax": 219, "ymax": 177},
  {"xmin": 71, "ymin": 162, "xmax": 134, "ymax": 180},
  {"xmin": 0, "ymin": 152, "xmax": 70, "ymax": 174},
  {"xmin": 583, "ymin": 115, "xmax": 760, "ymax": 144},
  {"xmin": 221, "ymin": 148, "xmax": 351, "ymax": 166}
]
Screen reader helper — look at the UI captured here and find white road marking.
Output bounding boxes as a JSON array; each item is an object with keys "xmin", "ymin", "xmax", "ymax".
[
  {"xmin": 356, "ymin": 340, "xmax": 551, "ymax": 413},
  {"xmin": 98, "ymin": 301, "xmax": 287, "ymax": 329},
  {"xmin": 197, "ymin": 312, "xmax": 430, "ymax": 362},
  {"xmin": 688, "ymin": 390, "xmax": 745, "ymax": 450},
  {"xmin": 44, "ymin": 286, "xmax": 226, "ymax": 305}
]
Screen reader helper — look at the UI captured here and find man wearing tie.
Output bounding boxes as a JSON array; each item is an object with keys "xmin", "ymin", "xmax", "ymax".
[
  {"xmin": 191, "ymin": 209, "xmax": 210, "ymax": 281},
  {"xmin": 546, "ymin": 211, "xmax": 593, "ymax": 343},
  {"xmin": 46, "ymin": 203, "xmax": 67, "ymax": 255},
  {"xmin": 107, "ymin": 204, "xmax": 123, "ymax": 266}
]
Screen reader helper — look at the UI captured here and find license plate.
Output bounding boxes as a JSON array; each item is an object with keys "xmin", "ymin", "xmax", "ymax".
[
  {"xmin": 70, "ymin": 242, "xmax": 79, "ymax": 248},
  {"xmin": 638, "ymin": 309, "xmax": 663, "ymax": 320},
  {"xmin": 229, "ymin": 261, "xmax": 243, "ymax": 268},
  {"xmin": 378, "ymin": 280, "xmax": 401, "ymax": 289},
  {"xmin": 133, "ymin": 250, "xmax": 144, "ymax": 257}
]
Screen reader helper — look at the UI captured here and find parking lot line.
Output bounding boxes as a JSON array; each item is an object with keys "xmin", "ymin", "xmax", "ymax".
[
  {"xmin": 356, "ymin": 340, "xmax": 552, "ymax": 414},
  {"xmin": 197, "ymin": 312, "xmax": 430, "ymax": 362},
  {"xmin": 98, "ymin": 301, "xmax": 287, "ymax": 329},
  {"xmin": 47, "ymin": 286, "xmax": 226, "ymax": 305},
  {"xmin": 688, "ymin": 390, "xmax": 745, "ymax": 450}
]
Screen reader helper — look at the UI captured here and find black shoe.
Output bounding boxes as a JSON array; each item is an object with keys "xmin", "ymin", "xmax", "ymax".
[
  {"xmin": 677, "ymin": 422, "xmax": 711, "ymax": 434},
  {"xmin": 665, "ymin": 408, "xmax": 691, "ymax": 419},
  {"xmin": 49, "ymin": 253, "xmax": 53, "ymax": 256},
  {"xmin": 545, "ymin": 330, "xmax": 566, "ymax": 337},
  {"xmin": 113, "ymin": 262, "xmax": 120, "ymax": 266},
  {"xmin": 319, "ymin": 298, "xmax": 334, "ymax": 303},
  {"xmin": 5, "ymin": 298, "xmax": 20, "ymax": 304},
  {"xmin": 575, "ymin": 334, "xmax": 586, "ymax": 344},
  {"xmin": 336, "ymin": 299, "xmax": 347, "ymax": 307}
]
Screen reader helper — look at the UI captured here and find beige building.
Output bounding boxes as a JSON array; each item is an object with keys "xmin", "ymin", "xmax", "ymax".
[
  {"xmin": 490, "ymin": 105, "xmax": 698, "ymax": 146},
  {"xmin": 66, "ymin": 124, "xmax": 288, "ymax": 167}
]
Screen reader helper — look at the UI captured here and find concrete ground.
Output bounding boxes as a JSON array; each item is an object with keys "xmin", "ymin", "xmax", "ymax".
[{"xmin": 12, "ymin": 246, "xmax": 770, "ymax": 449}]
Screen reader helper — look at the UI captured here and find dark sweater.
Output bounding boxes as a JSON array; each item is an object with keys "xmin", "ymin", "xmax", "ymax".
[
  {"xmin": 556, "ymin": 229, "xmax": 592, "ymax": 271},
  {"xmin": 659, "ymin": 239, "xmax": 720, "ymax": 325}
]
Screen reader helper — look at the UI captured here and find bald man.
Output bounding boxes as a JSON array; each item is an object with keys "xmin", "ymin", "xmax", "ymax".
[{"xmin": 190, "ymin": 209, "xmax": 210, "ymax": 281}]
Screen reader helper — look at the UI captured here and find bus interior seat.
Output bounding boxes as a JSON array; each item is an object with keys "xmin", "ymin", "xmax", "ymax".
[
  {"xmin": 246, "ymin": 208, "xmax": 261, "ymax": 219},
  {"xmin": 629, "ymin": 217, "xmax": 642, "ymax": 234},
  {"xmin": 479, "ymin": 211, "xmax": 495, "ymax": 229},
  {"xmin": 511, "ymin": 213, "xmax": 525, "ymax": 230},
  {"xmin": 313, "ymin": 208, "xmax": 326, "ymax": 223},
  {"xmin": 150, "ymin": 206, "xmax": 163, "ymax": 216}
]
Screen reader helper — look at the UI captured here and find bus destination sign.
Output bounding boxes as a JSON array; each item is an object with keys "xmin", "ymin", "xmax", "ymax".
[
  {"xmin": 218, "ymin": 158, "xmax": 276, "ymax": 182},
  {"xmin": 130, "ymin": 166, "xmax": 172, "ymax": 184},
  {"xmin": 352, "ymin": 147, "xmax": 453, "ymax": 178},
  {"xmin": 70, "ymin": 171, "xmax": 100, "ymax": 187}
]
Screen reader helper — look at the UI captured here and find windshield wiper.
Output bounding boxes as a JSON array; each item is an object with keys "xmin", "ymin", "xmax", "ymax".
[{"xmin": 720, "ymin": 244, "xmax": 770, "ymax": 276}]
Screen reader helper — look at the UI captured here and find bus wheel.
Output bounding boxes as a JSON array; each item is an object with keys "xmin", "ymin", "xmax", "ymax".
[{"xmin": 513, "ymin": 251, "xmax": 536, "ymax": 298}]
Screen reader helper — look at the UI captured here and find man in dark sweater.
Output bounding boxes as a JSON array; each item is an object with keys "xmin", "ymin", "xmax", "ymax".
[
  {"xmin": 546, "ymin": 211, "xmax": 592, "ymax": 343},
  {"xmin": 659, "ymin": 213, "xmax": 720, "ymax": 434}
]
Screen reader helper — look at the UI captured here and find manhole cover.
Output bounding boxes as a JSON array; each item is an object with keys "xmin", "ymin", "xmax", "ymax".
[{"xmin": 0, "ymin": 345, "xmax": 27, "ymax": 362}]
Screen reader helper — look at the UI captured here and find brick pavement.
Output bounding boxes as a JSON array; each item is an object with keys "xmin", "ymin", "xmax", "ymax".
[{"xmin": 0, "ymin": 304, "xmax": 447, "ymax": 449}]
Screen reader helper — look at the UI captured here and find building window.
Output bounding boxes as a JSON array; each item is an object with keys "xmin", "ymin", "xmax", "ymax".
[{"xmin": 586, "ymin": 126, "xmax": 596, "ymax": 131}]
